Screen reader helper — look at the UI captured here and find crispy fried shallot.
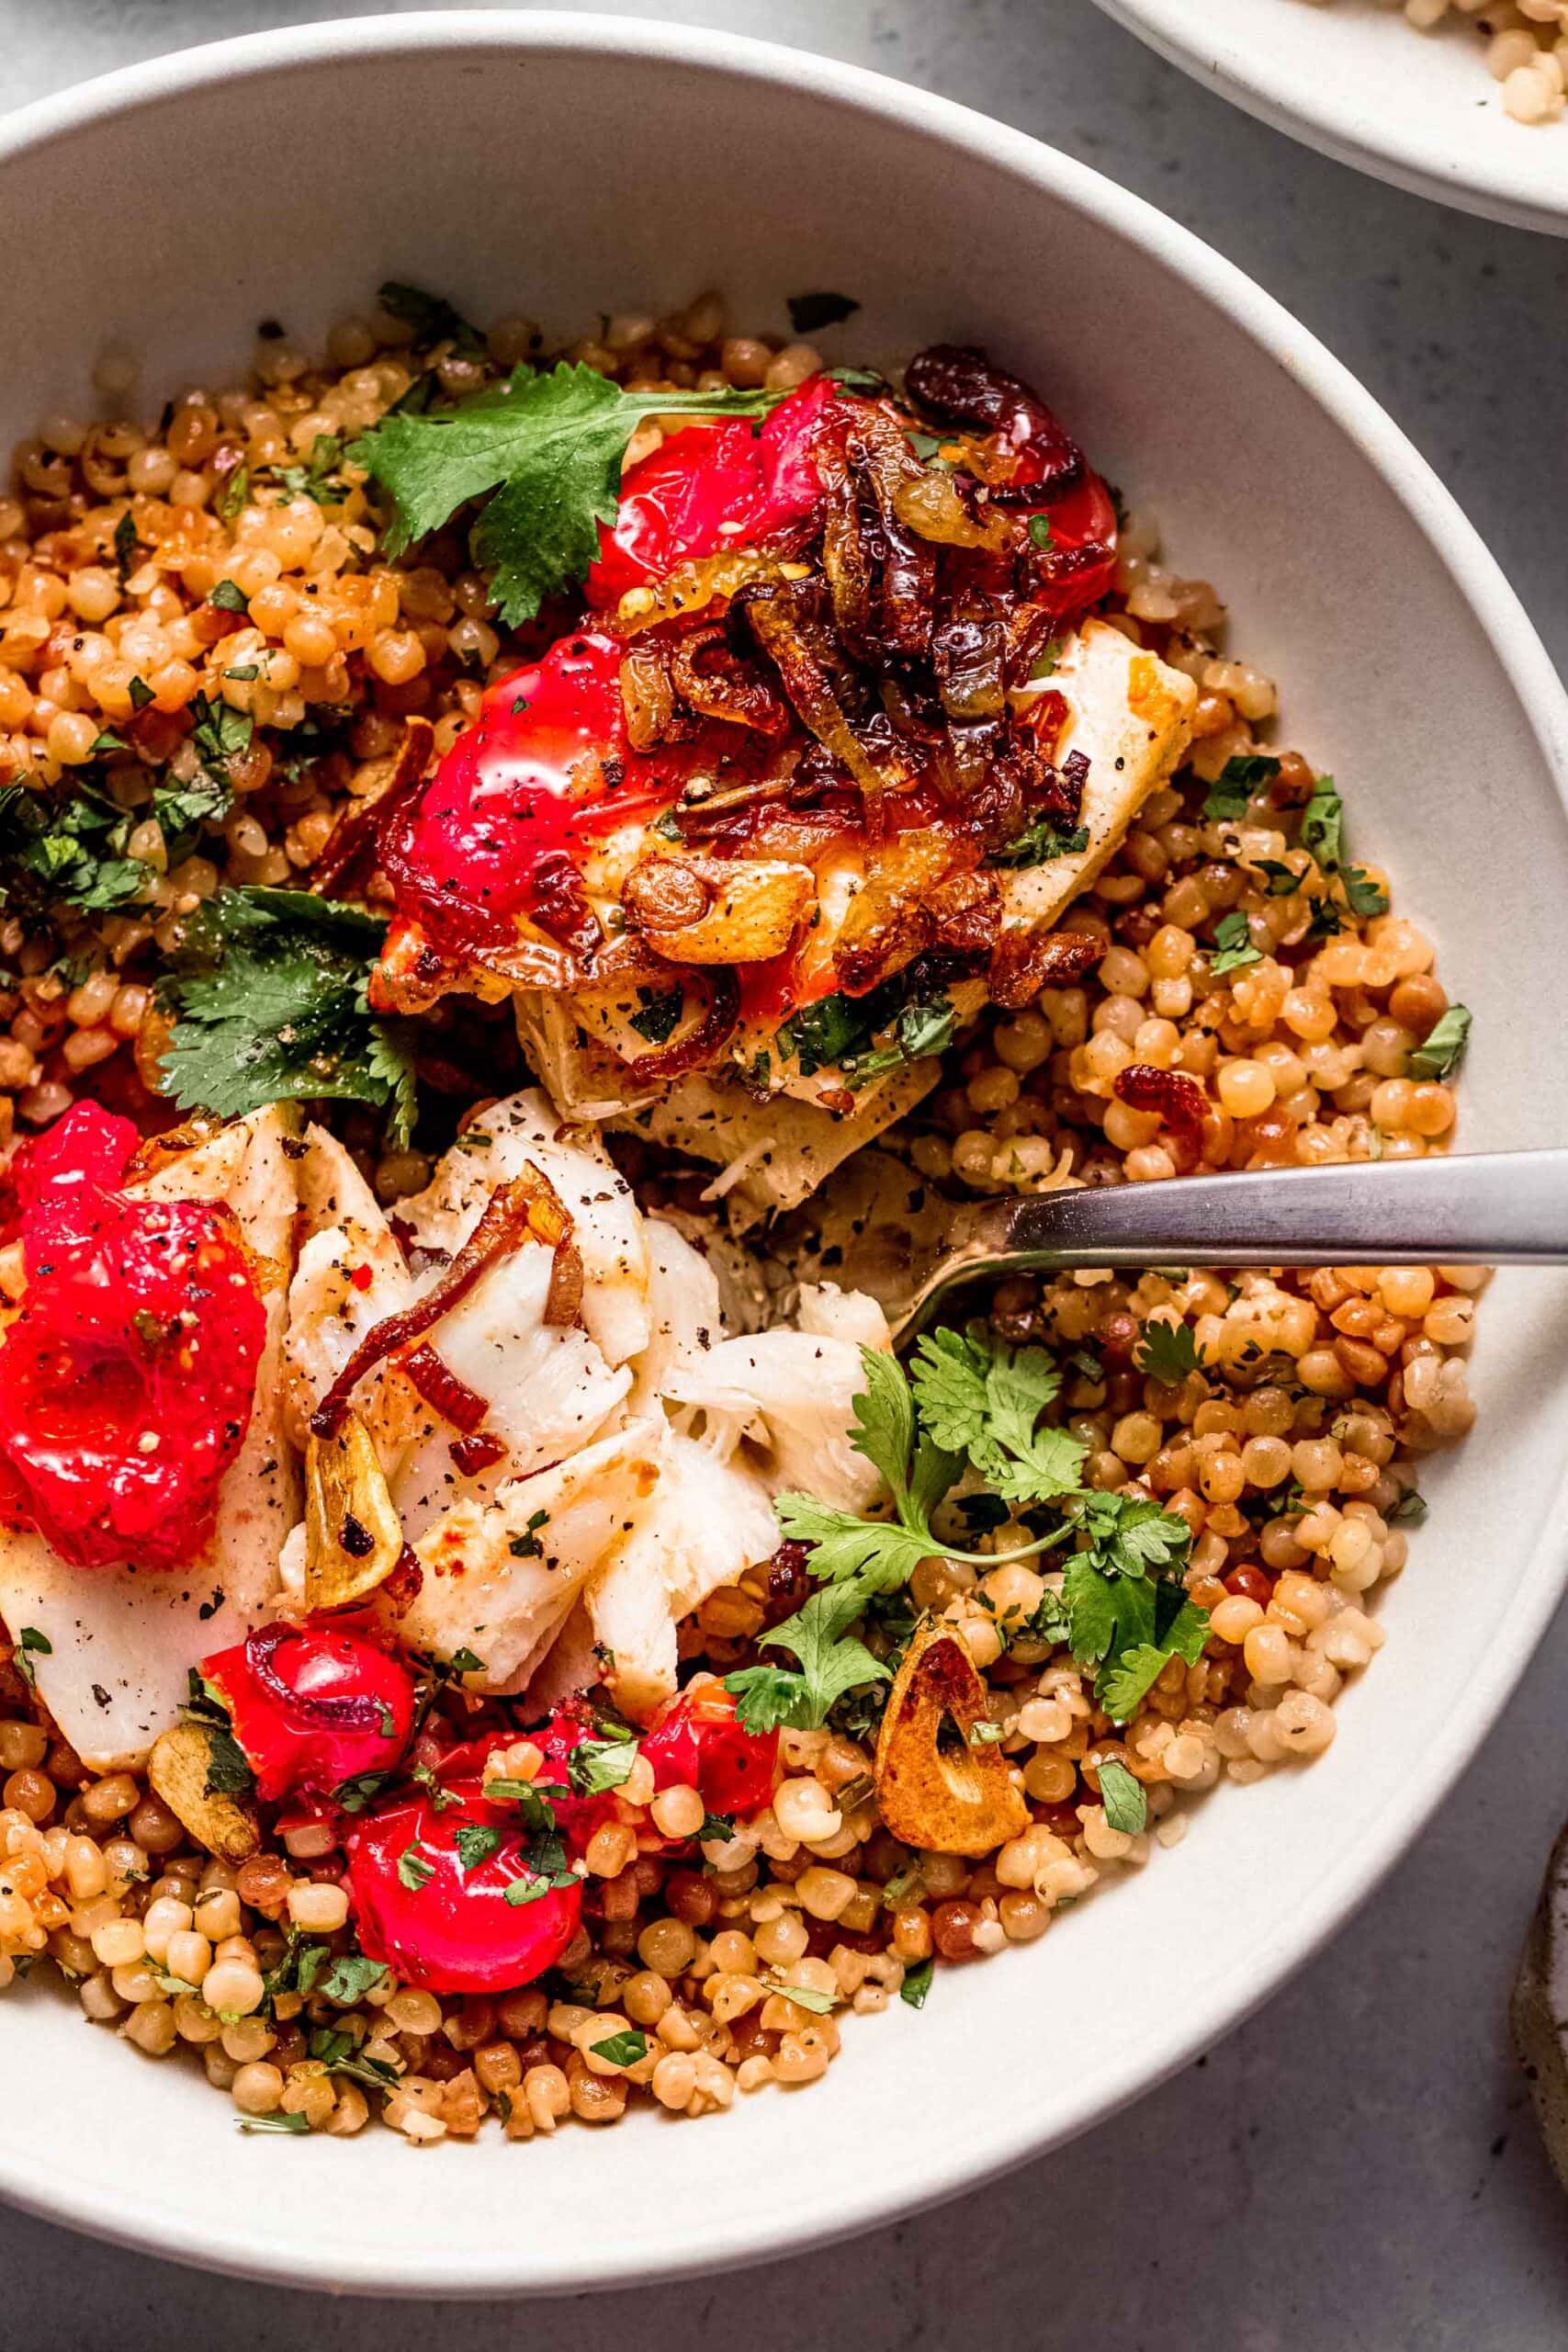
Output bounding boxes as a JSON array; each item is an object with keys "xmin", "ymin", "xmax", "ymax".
[
  {"xmin": 987, "ymin": 924, "xmax": 1105, "ymax": 1011},
  {"xmin": 905, "ymin": 345, "xmax": 1084, "ymax": 503},
  {"xmin": 310, "ymin": 718, "xmax": 434, "ymax": 899},
  {"xmin": 309, "ymin": 1160, "xmax": 579, "ymax": 1436}
]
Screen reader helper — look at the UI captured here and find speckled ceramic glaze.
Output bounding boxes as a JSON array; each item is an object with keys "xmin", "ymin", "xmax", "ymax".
[{"xmin": 1, "ymin": 11, "xmax": 1566, "ymax": 2298}]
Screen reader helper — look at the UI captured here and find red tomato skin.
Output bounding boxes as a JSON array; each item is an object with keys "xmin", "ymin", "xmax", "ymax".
[
  {"xmin": 584, "ymin": 377, "xmax": 837, "ymax": 608},
  {"xmin": 346, "ymin": 1781, "xmax": 582, "ymax": 1996},
  {"xmin": 1026, "ymin": 472, "xmax": 1120, "ymax": 621},
  {"xmin": 203, "ymin": 1623, "xmax": 417, "ymax": 1804},
  {"xmin": 641, "ymin": 1687, "xmax": 778, "ymax": 1819},
  {"xmin": 0, "ymin": 1103, "xmax": 266, "ymax": 1570}
]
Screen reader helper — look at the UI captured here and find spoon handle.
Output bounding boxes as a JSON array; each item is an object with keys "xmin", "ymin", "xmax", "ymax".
[{"xmin": 968, "ymin": 1149, "xmax": 1568, "ymax": 1273}]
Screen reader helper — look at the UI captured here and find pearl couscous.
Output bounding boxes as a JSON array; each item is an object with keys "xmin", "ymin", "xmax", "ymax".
[{"xmin": 0, "ymin": 288, "xmax": 1477, "ymax": 2143}]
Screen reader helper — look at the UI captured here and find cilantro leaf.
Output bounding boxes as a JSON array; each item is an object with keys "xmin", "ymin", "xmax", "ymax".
[
  {"xmin": 1202, "ymin": 753, "xmax": 1279, "ymax": 825},
  {"xmin": 1134, "ymin": 1319, "xmax": 1204, "ymax": 1385},
  {"xmin": 908, "ymin": 1325, "xmax": 1083, "ymax": 1505},
  {"xmin": 378, "ymin": 278, "xmax": 486, "ymax": 353},
  {"xmin": 1300, "ymin": 777, "xmax": 1345, "ymax": 871},
  {"xmin": 628, "ymin": 986, "xmax": 683, "ymax": 1046},
  {"xmin": 1210, "ymin": 910, "xmax": 1260, "ymax": 976},
  {"xmin": 761, "ymin": 1976, "xmax": 838, "ymax": 2014},
  {"xmin": 453, "ymin": 1822, "xmax": 503, "ymax": 1872},
  {"xmin": 900, "ymin": 1958, "xmax": 934, "ymax": 2009},
  {"xmin": 1097, "ymin": 1602, "xmax": 1210, "ymax": 1724},
  {"xmin": 351, "ymin": 364, "xmax": 784, "ymax": 626},
  {"xmin": 988, "ymin": 817, "xmax": 1089, "ymax": 871},
  {"xmin": 568, "ymin": 1733, "xmax": 638, "ymax": 1795},
  {"xmin": 397, "ymin": 1844, "xmax": 434, "ymax": 1892},
  {"xmin": 159, "ymin": 886, "xmax": 419, "ymax": 1144},
  {"xmin": 591, "ymin": 2029, "xmax": 649, "ymax": 2067},
  {"xmin": 319, "ymin": 1953, "xmax": 389, "ymax": 2005},
  {"xmin": 0, "ymin": 779, "xmax": 148, "ymax": 917},
  {"xmin": 726, "ymin": 1579, "xmax": 890, "ymax": 1733},
  {"xmin": 1408, "ymin": 1004, "xmax": 1472, "ymax": 1082},
  {"xmin": 1341, "ymin": 865, "xmax": 1389, "ymax": 918},
  {"xmin": 773, "ymin": 1491, "xmax": 933, "ymax": 1591},
  {"xmin": 1096, "ymin": 1758, "xmax": 1147, "ymax": 1834}
]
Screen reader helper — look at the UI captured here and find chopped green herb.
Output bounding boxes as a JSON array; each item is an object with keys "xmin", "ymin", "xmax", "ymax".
[
  {"xmin": 761, "ymin": 1976, "xmax": 837, "ymax": 2014},
  {"xmin": 306, "ymin": 2028, "xmax": 401, "ymax": 2093},
  {"xmin": 1202, "ymin": 753, "xmax": 1279, "ymax": 826},
  {"xmin": 215, "ymin": 464, "xmax": 251, "ymax": 526},
  {"xmin": 453, "ymin": 1823, "xmax": 503, "ymax": 1873},
  {"xmin": 448, "ymin": 1646, "xmax": 484, "ymax": 1676},
  {"xmin": 0, "ymin": 779, "xmax": 148, "ymax": 916},
  {"xmin": 377, "ymin": 278, "xmax": 486, "ymax": 354},
  {"xmin": 785, "ymin": 290, "xmax": 861, "ymax": 334},
  {"xmin": 568, "ymin": 1734, "xmax": 638, "ymax": 1796},
  {"xmin": 128, "ymin": 674, "xmax": 155, "ymax": 711},
  {"xmin": 396, "ymin": 1844, "xmax": 434, "ymax": 1893},
  {"xmin": 1388, "ymin": 1489, "xmax": 1428, "ymax": 1528},
  {"xmin": 1096, "ymin": 1758, "xmax": 1147, "ymax": 1835},
  {"xmin": 14, "ymin": 1625, "xmax": 50, "ymax": 1690},
  {"xmin": 113, "ymin": 508, "xmax": 141, "ymax": 582},
  {"xmin": 1408, "ymin": 1005, "xmax": 1472, "ymax": 1082},
  {"xmin": 628, "ymin": 986, "xmax": 684, "ymax": 1046},
  {"xmin": 319, "ymin": 1953, "xmax": 389, "ymax": 2005},
  {"xmin": 208, "ymin": 577, "xmax": 249, "ymax": 614},
  {"xmin": 989, "ymin": 817, "xmax": 1089, "ymax": 871},
  {"xmin": 698, "ymin": 1811, "xmax": 736, "ymax": 1843},
  {"xmin": 1341, "ymin": 865, "xmax": 1389, "ymax": 918},
  {"xmin": 591, "ymin": 2029, "xmax": 649, "ymax": 2067},
  {"xmin": 1252, "ymin": 858, "xmax": 1301, "ymax": 898},
  {"xmin": 237, "ymin": 2109, "xmax": 310, "ymax": 2134},
  {"xmin": 900, "ymin": 1959, "xmax": 934, "ymax": 2010},
  {"xmin": 1300, "ymin": 777, "xmax": 1345, "ymax": 871},
  {"xmin": 1027, "ymin": 513, "xmax": 1055, "ymax": 549},
  {"xmin": 1210, "ymin": 910, "xmax": 1261, "ymax": 976},
  {"xmin": 333, "ymin": 1769, "xmax": 396, "ymax": 1815},
  {"xmin": 89, "ymin": 729, "xmax": 130, "ymax": 756},
  {"xmin": 508, "ymin": 1508, "xmax": 551, "ymax": 1561}
]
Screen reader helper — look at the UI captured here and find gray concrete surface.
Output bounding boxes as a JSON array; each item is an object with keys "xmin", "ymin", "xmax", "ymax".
[{"xmin": 3, "ymin": 3, "xmax": 1567, "ymax": 2343}]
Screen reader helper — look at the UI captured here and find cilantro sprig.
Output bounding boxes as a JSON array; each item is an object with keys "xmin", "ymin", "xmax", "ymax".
[
  {"xmin": 158, "ymin": 886, "xmax": 418, "ymax": 1144},
  {"xmin": 728, "ymin": 1331, "xmax": 1203, "ymax": 1734},
  {"xmin": 351, "ymin": 363, "xmax": 789, "ymax": 627}
]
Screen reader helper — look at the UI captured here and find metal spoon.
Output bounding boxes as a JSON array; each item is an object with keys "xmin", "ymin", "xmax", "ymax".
[{"xmin": 820, "ymin": 1148, "xmax": 1568, "ymax": 1341}]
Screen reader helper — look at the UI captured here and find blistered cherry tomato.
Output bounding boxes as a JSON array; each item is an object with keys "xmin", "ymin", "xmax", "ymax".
[
  {"xmin": 346, "ymin": 1751, "xmax": 581, "ymax": 1996},
  {"xmin": 585, "ymin": 376, "xmax": 837, "ymax": 608},
  {"xmin": 204, "ymin": 1621, "xmax": 417, "ymax": 1804},
  {"xmin": 642, "ymin": 1685, "xmax": 778, "ymax": 1819},
  {"xmin": 0, "ymin": 1102, "xmax": 266, "ymax": 1570},
  {"xmin": 1024, "ymin": 473, "xmax": 1119, "ymax": 622}
]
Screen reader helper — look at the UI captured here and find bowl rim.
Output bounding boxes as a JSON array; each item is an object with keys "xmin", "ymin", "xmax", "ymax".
[
  {"xmin": 1090, "ymin": 0, "xmax": 1568, "ymax": 239},
  {"xmin": 2, "ymin": 7, "xmax": 1568, "ymax": 2299}
]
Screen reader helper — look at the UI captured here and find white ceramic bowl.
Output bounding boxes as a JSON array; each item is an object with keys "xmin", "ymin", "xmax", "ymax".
[
  {"xmin": 1093, "ymin": 0, "xmax": 1568, "ymax": 235},
  {"xmin": 2, "ymin": 10, "xmax": 1567, "ymax": 2300}
]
